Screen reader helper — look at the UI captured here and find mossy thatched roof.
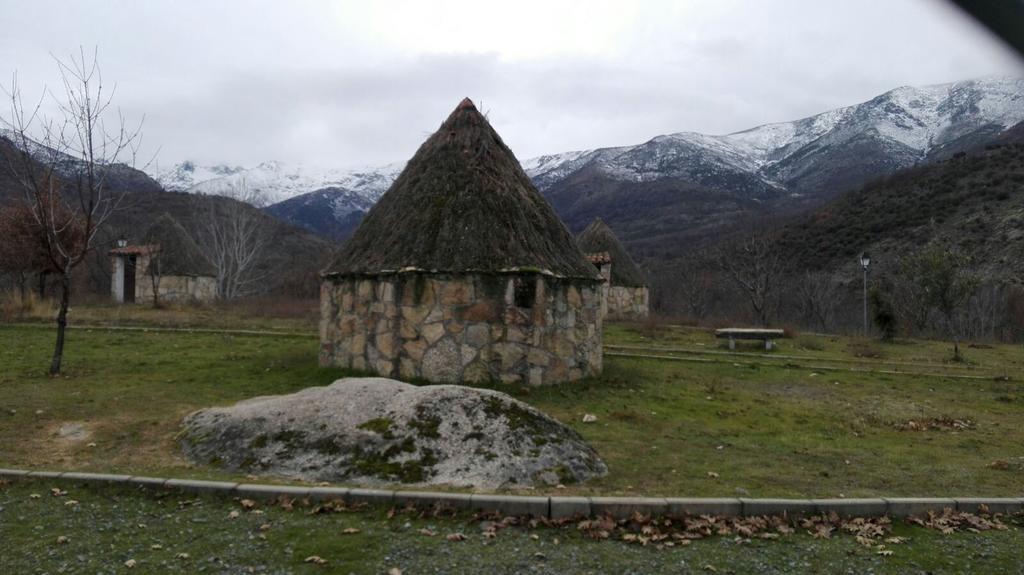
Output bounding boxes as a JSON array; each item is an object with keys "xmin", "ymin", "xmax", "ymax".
[
  {"xmin": 324, "ymin": 98, "xmax": 599, "ymax": 280},
  {"xmin": 577, "ymin": 218, "xmax": 647, "ymax": 287},
  {"xmin": 141, "ymin": 213, "xmax": 216, "ymax": 277}
]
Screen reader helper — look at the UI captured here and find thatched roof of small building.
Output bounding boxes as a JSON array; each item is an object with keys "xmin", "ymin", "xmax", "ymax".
[
  {"xmin": 324, "ymin": 98, "xmax": 599, "ymax": 280},
  {"xmin": 141, "ymin": 214, "xmax": 216, "ymax": 277},
  {"xmin": 577, "ymin": 218, "xmax": 647, "ymax": 287}
]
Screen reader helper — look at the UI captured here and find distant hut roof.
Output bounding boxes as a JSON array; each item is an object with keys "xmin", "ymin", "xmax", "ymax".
[
  {"xmin": 324, "ymin": 98, "xmax": 599, "ymax": 280},
  {"xmin": 140, "ymin": 213, "xmax": 216, "ymax": 277},
  {"xmin": 577, "ymin": 218, "xmax": 647, "ymax": 287}
]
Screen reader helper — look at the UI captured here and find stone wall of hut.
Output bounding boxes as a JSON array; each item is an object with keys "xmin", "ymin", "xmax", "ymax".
[
  {"xmin": 606, "ymin": 286, "xmax": 649, "ymax": 321},
  {"xmin": 109, "ymin": 254, "xmax": 217, "ymax": 304},
  {"xmin": 150, "ymin": 275, "xmax": 217, "ymax": 303},
  {"xmin": 319, "ymin": 273, "xmax": 603, "ymax": 385}
]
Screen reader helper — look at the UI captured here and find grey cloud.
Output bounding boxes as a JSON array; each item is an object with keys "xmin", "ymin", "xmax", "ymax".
[{"xmin": 1, "ymin": 0, "xmax": 1020, "ymax": 170}]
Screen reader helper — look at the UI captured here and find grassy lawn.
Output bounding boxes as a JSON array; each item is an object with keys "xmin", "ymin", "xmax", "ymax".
[
  {"xmin": 2, "ymin": 479, "xmax": 1023, "ymax": 574},
  {"xmin": 7, "ymin": 297, "xmax": 319, "ymax": 333},
  {"xmin": 0, "ymin": 315, "xmax": 1023, "ymax": 497}
]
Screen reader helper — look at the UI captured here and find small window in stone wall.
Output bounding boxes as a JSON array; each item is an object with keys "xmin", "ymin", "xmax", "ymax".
[{"xmin": 514, "ymin": 277, "xmax": 536, "ymax": 309}]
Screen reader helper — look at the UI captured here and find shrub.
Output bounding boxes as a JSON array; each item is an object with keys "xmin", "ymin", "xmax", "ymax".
[
  {"xmin": 848, "ymin": 338, "xmax": 885, "ymax": 359},
  {"xmin": 869, "ymin": 287, "xmax": 898, "ymax": 342},
  {"xmin": 0, "ymin": 290, "xmax": 53, "ymax": 322},
  {"xmin": 794, "ymin": 336, "xmax": 825, "ymax": 351}
]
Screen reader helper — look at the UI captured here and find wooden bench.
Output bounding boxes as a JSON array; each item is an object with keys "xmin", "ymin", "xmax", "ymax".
[{"xmin": 714, "ymin": 328, "xmax": 785, "ymax": 351}]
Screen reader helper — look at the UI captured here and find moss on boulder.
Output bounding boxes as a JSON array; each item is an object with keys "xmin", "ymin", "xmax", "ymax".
[{"xmin": 180, "ymin": 377, "xmax": 606, "ymax": 488}]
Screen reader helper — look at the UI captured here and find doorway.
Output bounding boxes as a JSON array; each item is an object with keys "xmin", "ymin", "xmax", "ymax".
[{"xmin": 123, "ymin": 255, "xmax": 136, "ymax": 303}]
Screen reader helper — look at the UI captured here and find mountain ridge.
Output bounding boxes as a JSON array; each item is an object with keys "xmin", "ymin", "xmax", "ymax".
[{"xmin": 147, "ymin": 76, "xmax": 1024, "ymax": 242}]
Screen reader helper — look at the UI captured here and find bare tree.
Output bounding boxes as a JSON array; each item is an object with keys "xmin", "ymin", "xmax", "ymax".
[
  {"xmin": 889, "ymin": 269, "xmax": 932, "ymax": 334},
  {"xmin": 142, "ymin": 240, "xmax": 165, "ymax": 308},
  {"xmin": 794, "ymin": 271, "xmax": 840, "ymax": 332},
  {"xmin": 1, "ymin": 49, "xmax": 142, "ymax": 374},
  {"xmin": 673, "ymin": 252, "xmax": 716, "ymax": 323},
  {"xmin": 717, "ymin": 228, "xmax": 785, "ymax": 327},
  {"xmin": 193, "ymin": 180, "xmax": 271, "ymax": 299},
  {"xmin": 0, "ymin": 202, "xmax": 44, "ymax": 300},
  {"xmin": 898, "ymin": 243, "xmax": 979, "ymax": 360},
  {"xmin": 962, "ymin": 282, "xmax": 1004, "ymax": 342}
]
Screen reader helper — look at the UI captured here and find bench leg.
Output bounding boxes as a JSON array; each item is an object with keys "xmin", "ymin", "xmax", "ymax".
[
  {"xmin": 765, "ymin": 339, "xmax": 773, "ymax": 351},
  {"xmin": 728, "ymin": 337, "xmax": 736, "ymax": 350}
]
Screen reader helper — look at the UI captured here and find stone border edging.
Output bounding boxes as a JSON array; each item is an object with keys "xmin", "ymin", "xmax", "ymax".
[{"xmin": 2, "ymin": 468, "xmax": 1022, "ymax": 520}]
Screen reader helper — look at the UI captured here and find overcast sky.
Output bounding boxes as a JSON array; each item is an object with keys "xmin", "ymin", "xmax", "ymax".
[{"xmin": 1, "ymin": 0, "xmax": 1021, "ymax": 170}]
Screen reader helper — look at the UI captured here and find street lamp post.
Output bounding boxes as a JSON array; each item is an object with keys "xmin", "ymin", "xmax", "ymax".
[{"xmin": 860, "ymin": 253, "xmax": 871, "ymax": 336}]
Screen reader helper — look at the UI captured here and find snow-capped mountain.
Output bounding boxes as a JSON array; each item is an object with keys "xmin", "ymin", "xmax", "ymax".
[
  {"xmin": 0, "ymin": 128, "xmax": 163, "ymax": 197},
  {"xmin": 529, "ymin": 76, "xmax": 1024, "ymax": 198},
  {"xmin": 264, "ymin": 186, "xmax": 377, "ymax": 241},
  {"xmin": 148, "ymin": 77, "xmax": 1023, "ymax": 242},
  {"xmin": 151, "ymin": 160, "xmax": 403, "ymax": 206}
]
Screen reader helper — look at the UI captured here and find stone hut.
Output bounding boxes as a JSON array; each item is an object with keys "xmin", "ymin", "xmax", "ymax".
[
  {"xmin": 577, "ymin": 218, "xmax": 649, "ymax": 320},
  {"xmin": 109, "ymin": 214, "xmax": 217, "ymax": 304},
  {"xmin": 320, "ymin": 98, "xmax": 603, "ymax": 385}
]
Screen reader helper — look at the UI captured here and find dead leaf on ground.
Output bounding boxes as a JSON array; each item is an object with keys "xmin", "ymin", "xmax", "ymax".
[{"xmin": 304, "ymin": 555, "xmax": 328, "ymax": 565}]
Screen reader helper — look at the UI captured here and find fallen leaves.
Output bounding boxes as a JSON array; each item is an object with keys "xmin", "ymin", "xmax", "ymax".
[
  {"xmin": 907, "ymin": 508, "xmax": 1009, "ymax": 533},
  {"xmin": 55, "ymin": 535, "xmax": 69, "ymax": 544},
  {"xmin": 124, "ymin": 559, "xmax": 137, "ymax": 568},
  {"xmin": 341, "ymin": 527, "xmax": 361, "ymax": 534},
  {"xmin": 574, "ymin": 510, "xmax": 900, "ymax": 549},
  {"xmin": 304, "ymin": 555, "xmax": 328, "ymax": 565},
  {"xmin": 582, "ymin": 414, "xmax": 598, "ymax": 423},
  {"xmin": 895, "ymin": 417, "xmax": 974, "ymax": 432},
  {"xmin": 445, "ymin": 533, "xmax": 467, "ymax": 542}
]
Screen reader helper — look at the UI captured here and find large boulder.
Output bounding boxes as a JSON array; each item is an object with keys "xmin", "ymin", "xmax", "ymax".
[{"xmin": 180, "ymin": 378, "xmax": 607, "ymax": 488}]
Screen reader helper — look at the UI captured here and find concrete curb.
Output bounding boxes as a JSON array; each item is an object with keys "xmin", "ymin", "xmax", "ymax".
[{"xmin": 1, "ymin": 468, "xmax": 1021, "ymax": 520}]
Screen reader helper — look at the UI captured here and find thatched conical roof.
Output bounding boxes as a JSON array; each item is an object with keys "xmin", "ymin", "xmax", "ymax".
[
  {"xmin": 142, "ymin": 213, "xmax": 216, "ymax": 277},
  {"xmin": 577, "ymin": 218, "xmax": 647, "ymax": 287},
  {"xmin": 324, "ymin": 98, "xmax": 598, "ymax": 280}
]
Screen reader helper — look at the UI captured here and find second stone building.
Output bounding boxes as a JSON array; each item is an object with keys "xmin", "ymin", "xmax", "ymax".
[{"xmin": 320, "ymin": 98, "xmax": 603, "ymax": 385}]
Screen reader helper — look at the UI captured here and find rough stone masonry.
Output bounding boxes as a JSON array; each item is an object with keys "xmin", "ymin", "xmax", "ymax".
[{"xmin": 320, "ymin": 272, "xmax": 603, "ymax": 386}]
